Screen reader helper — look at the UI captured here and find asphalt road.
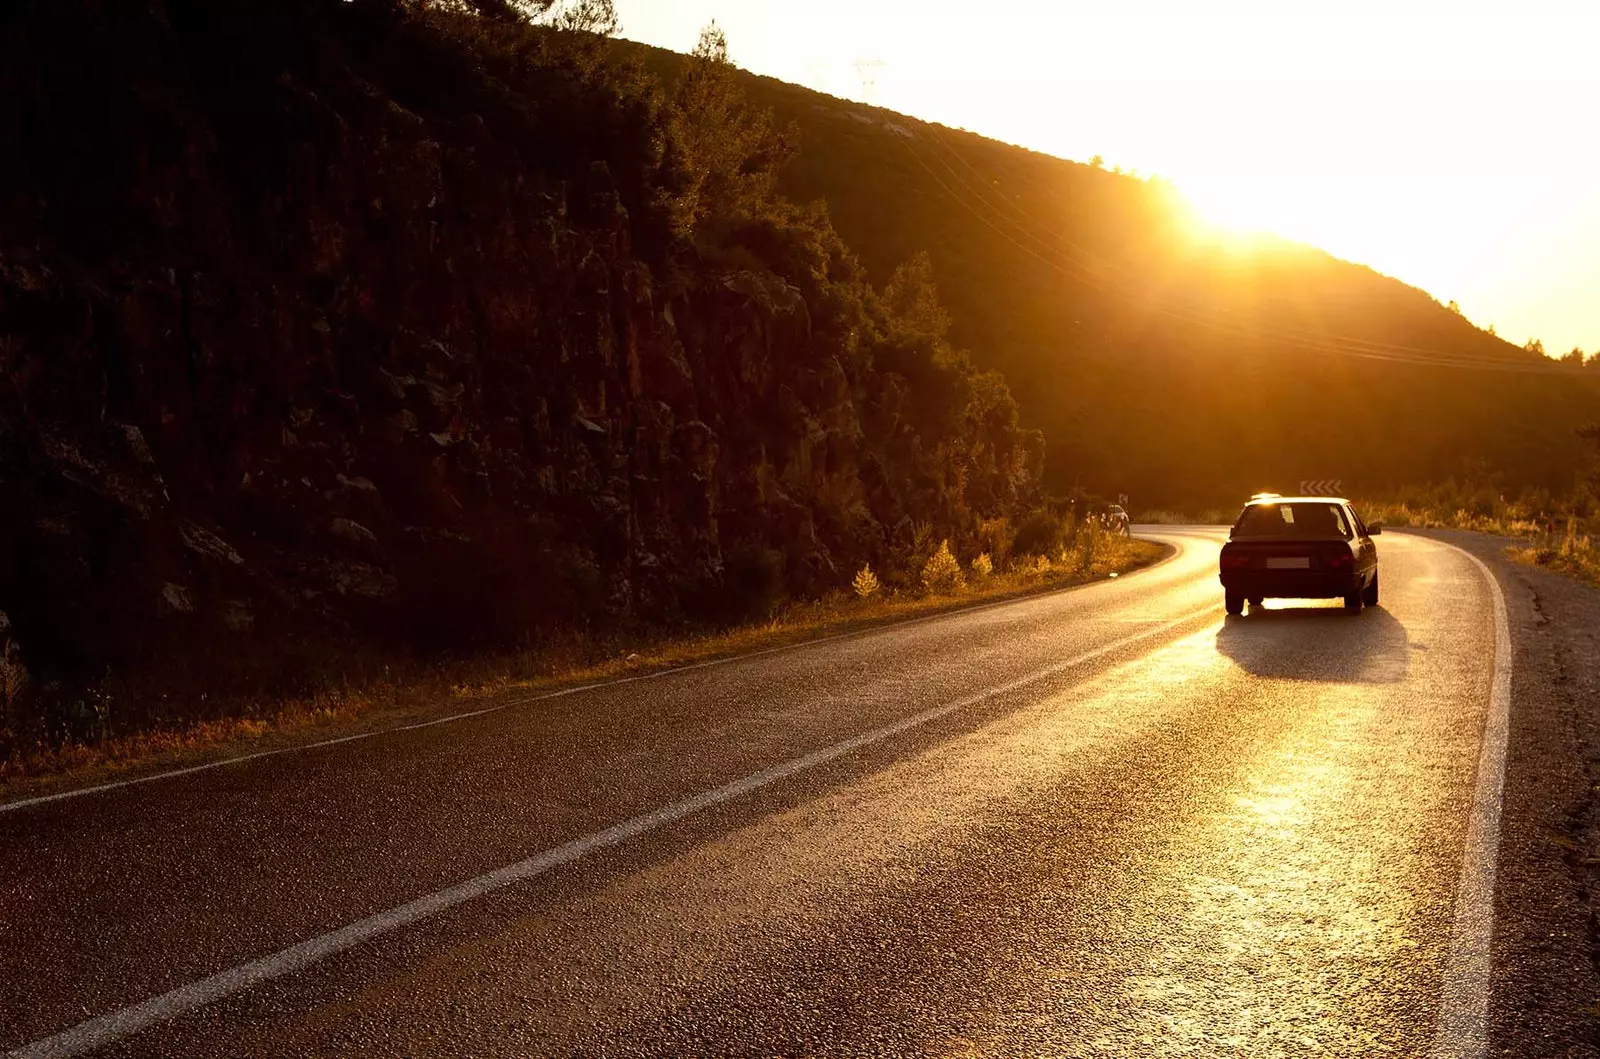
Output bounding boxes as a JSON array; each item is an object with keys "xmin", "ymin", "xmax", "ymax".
[{"xmin": 1, "ymin": 528, "xmax": 1513, "ymax": 1057}]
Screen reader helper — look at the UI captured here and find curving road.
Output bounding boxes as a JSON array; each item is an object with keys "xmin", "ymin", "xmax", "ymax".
[{"xmin": 0, "ymin": 528, "xmax": 1509, "ymax": 1057}]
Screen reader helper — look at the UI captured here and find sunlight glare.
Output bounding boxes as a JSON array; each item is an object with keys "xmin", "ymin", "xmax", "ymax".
[{"xmin": 616, "ymin": 0, "xmax": 1600, "ymax": 353}]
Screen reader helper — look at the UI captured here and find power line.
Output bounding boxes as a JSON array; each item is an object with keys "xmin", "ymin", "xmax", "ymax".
[
  {"xmin": 891, "ymin": 122, "xmax": 1586, "ymax": 377},
  {"xmin": 919, "ymin": 124, "xmax": 1487, "ymax": 363},
  {"xmin": 921, "ymin": 123, "xmax": 1577, "ymax": 371},
  {"xmin": 916, "ymin": 124, "xmax": 1553, "ymax": 370}
]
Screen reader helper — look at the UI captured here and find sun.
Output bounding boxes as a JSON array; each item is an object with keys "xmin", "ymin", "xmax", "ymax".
[{"xmin": 1167, "ymin": 176, "xmax": 1286, "ymax": 252}]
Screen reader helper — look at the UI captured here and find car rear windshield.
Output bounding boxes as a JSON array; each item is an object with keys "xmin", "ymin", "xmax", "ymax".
[{"xmin": 1232, "ymin": 502, "xmax": 1352, "ymax": 540}]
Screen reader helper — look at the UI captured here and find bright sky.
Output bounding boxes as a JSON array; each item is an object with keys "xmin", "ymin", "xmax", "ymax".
[{"xmin": 616, "ymin": 0, "xmax": 1600, "ymax": 357}]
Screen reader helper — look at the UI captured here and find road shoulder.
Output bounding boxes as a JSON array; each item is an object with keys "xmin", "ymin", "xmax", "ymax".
[
  {"xmin": 1414, "ymin": 529, "xmax": 1600, "ymax": 1056},
  {"xmin": 1, "ymin": 540, "xmax": 1173, "ymax": 809}
]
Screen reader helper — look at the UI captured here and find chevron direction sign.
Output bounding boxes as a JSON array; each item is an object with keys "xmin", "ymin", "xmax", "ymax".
[{"xmin": 1299, "ymin": 479, "xmax": 1344, "ymax": 496}]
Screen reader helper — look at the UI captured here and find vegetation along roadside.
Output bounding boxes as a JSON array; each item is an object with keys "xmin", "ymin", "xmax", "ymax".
[{"xmin": 1, "ymin": 523, "xmax": 1161, "ymax": 800}]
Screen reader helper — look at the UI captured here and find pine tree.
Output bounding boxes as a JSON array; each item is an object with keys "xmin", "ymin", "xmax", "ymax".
[{"xmin": 922, "ymin": 540, "xmax": 965, "ymax": 593}]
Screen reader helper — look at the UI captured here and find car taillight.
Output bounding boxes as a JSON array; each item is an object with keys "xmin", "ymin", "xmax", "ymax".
[
  {"xmin": 1221, "ymin": 553, "xmax": 1251, "ymax": 570},
  {"xmin": 1322, "ymin": 550, "xmax": 1353, "ymax": 569}
]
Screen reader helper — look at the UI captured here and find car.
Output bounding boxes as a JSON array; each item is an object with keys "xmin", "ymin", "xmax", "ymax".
[
  {"xmin": 1104, "ymin": 504, "xmax": 1130, "ymax": 536},
  {"xmin": 1218, "ymin": 495, "xmax": 1380, "ymax": 615}
]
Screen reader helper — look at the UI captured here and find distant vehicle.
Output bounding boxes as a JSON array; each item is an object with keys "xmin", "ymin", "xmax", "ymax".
[
  {"xmin": 1218, "ymin": 496, "xmax": 1380, "ymax": 615},
  {"xmin": 1104, "ymin": 505, "xmax": 1130, "ymax": 536}
]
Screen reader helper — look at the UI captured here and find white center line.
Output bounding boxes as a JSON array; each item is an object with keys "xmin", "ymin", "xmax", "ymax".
[{"xmin": 6, "ymin": 607, "xmax": 1216, "ymax": 1059}]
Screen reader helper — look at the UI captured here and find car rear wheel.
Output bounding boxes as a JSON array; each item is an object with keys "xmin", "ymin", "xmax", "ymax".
[
  {"xmin": 1248, "ymin": 595, "xmax": 1264, "ymax": 607},
  {"xmin": 1344, "ymin": 590, "xmax": 1364, "ymax": 613},
  {"xmin": 1362, "ymin": 573, "xmax": 1379, "ymax": 606},
  {"xmin": 1225, "ymin": 591, "xmax": 1244, "ymax": 615}
]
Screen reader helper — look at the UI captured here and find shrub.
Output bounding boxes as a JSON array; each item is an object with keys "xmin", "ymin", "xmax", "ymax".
[
  {"xmin": 970, "ymin": 552, "xmax": 993, "ymax": 580},
  {"xmin": 723, "ymin": 543, "xmax": 787, "ymax": 620},
  {"xmin": 1012, "ymin": 510, "xmax": 1063, "ymax": 557},
  {"xmin": 852, "ymin": 564, "xmax": 882, "ymax": 600},
  {"xmin": 922, "ymin": 540, "xmax": 965, "ymax": 594},
  {"xmin": 977, "ymin": 518, "xmax": 1011, "ymax": 565}
]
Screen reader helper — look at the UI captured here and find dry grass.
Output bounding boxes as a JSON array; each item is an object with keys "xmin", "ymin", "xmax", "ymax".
[
  {"xmin": 1354, "ymin": 500, "xmax": 1555, "ymax": 538},
  {"xmin": 1132, "ymin": 508, "xmax": 1232, "ymax": 525},
  {"xmin": 1507, "ymin": 518, "xmax": 1600, "ymax": 589},
  {"xmin": 0, "ymin": 536, "xmax": 1165, "ymax": 801},
  {"xmin": 1344, "ymin": 500, "xmax": 1600, "ymax": 592}
]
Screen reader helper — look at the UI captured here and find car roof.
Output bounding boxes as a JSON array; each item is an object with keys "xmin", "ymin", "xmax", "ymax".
[{"xmin": 1243, "ymin": 495, "xmax": 1350, "ymax": 506}]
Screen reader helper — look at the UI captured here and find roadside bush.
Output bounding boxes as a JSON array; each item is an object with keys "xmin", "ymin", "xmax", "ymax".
[
  {"xmin": 1012, "ymin": 510, "xmax": 1063, "ymax": 557},
  {"xmin": 969, "ymin": 552, "xmax": 993, "ymax": 580},
  {"xmin": 922, "ymin": 540, "xmax": 965, "ymax": 594},
  {"xmin": 723, "ymin": 543, "xmax": 787, "ymax": 621},
  {"xmin": 852, "ymin": 564, "xmax": 881, "ymax": 600},
  {"xmin": 977, "ymin": 517, "xmax": 1012, "ymax": 566}
]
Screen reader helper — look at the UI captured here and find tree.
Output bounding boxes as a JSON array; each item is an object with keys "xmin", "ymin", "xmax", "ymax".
[
  {"xmin": 455, "ymin": 0, "xmax": 554, "ymax": 22},
  {"xmin": 466, "ymin": 0, "xmax": 616, "ymax": 30},
  {"xmin": 1446, "ymin": 300, "xmax": 1462, "ymax": 315},
  {"xmin": 1088, "ymin": 155, "xmax": 1104, "ymax": 169},
  {"xmin": 922, "ymin": 540, "xmax": 965, "ymax": 593},
  {"xmin": 883, "ymin": 252, "xmax": 950, "ymax": 341},
  {"xmin": 1560, "ymin": 346, "xmax": 1585, "ymax": 366},
  {"xmin": 1525, "ymin": 338, "xmax": 1545, "ymax": 356},
  {"xmin": 1579, "ymin": 425, "xmax": 1600, "ymax": 496},
  {"xmin": 668, "ymin": 23, "xmax": 788, "ymax": 232},
  {"xmin": 552, "ymin": 0, "xmax": 618, "ymax": 35}
]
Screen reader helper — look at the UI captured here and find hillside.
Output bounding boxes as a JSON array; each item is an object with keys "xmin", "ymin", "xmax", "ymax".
[
  {"xmin": 671, "ymin": 56, "xmax": 1600, "ymax": 508},
  {"xmin": 0, "ymin": 0, "xmax": 1045, "ymax": 751}
]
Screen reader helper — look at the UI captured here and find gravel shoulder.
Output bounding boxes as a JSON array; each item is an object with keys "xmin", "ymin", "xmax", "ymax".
[{"xmin": 1416, "ymin": 529, "xmax": 1600, "ymax": 1056}]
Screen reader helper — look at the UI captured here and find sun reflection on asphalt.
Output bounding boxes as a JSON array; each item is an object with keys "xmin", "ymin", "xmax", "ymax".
[{"xmin": 1120, "ymin": 682, "xmax": 1454, "ymax": 1055}]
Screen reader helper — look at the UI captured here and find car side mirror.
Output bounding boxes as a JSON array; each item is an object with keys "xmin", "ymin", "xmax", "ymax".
[{"xmin": 1368, "ymin": 523, "xmax": 1383, "ymax": 536}]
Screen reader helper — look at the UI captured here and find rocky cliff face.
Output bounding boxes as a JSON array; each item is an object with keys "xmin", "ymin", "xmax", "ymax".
[{"xmin": 0, "ymin": 0, "xmax": 1041, "ymax": 747}]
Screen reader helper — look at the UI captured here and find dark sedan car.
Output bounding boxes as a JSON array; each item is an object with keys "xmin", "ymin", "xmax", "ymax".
[{"xmin": 1218, "ymin": 496, "xmax": 1380, "ymax": 615}]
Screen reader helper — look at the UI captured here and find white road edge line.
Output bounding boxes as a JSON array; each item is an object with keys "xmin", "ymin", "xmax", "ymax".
[
  {"xmin": 6, "ymin": 606, "xmax": 1216, "ymax": 1059},
  {"xmin": 0, "ymin": 538, "xmax": 1191, "ymax": 817},
  {"xmin": 1430, "ymin": 543, "xmax": 1514, "ymax": 1059}
]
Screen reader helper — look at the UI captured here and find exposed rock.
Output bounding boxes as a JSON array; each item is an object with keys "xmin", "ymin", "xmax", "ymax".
[
  {"xmin": 388, "ymin": 410, "xmax": 419, "ymax": 439},
  {"xmin": 120, "ymin": 425, "xmax": 154, "ymax": 466},
  {"xmin": 336, "ymin": 474, "xmax": 380, "ymax": 495},
  {"xmin": 221, "ymin": 600, "xmax": 254, "ymax": 632},
  {"xmin": 0, "ymin": 0, "xmax": 1043, "ymax": 731},
  {"xmin": 329, "ymin": 518, "xmax": 378, "ymax": 549},
  {"xmin": 33, "ymin": 515, "xmax": 72, "ymax": 537},
  {"xmin": 378, "ymin": 368, "xmax": 415, "ymax": 400},
  {"xmin": 159, "ymin": 583, "xmax": 195, "ymax": 615},
  {"xmin": 328, "ymin": 562, "xmax": 398, "ymax": 599},
  {"xmin": 425, "ymin": 381, "xmax": 464, "ymax": 410},
  {"xmin": 179, "ymin": 523, "xmax": 244, "ymax": 567}
]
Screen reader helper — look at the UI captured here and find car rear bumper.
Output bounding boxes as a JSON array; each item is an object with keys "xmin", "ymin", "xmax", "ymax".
[{"xmin": 1219, "ymin": 571, "xmax": 1365, "ymax": 599}]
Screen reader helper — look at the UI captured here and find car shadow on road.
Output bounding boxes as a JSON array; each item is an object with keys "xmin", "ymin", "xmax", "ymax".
[{"xmin": 1214, "ymin": 604, "xmax": 1411, "ymax": 683}]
